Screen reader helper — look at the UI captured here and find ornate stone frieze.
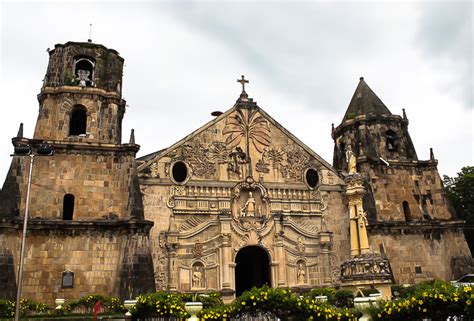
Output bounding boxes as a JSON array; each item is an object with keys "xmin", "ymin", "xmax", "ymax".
[
  {"xmin": 166, "ymin": 185, "xmax": 232, "ymax": 214},
  {"xmin": 340, "ymin": 254, "xmax": 393, "ymax": 283}
]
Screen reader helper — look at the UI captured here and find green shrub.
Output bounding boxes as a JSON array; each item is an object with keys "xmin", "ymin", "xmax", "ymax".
[
  {"xmin": 132, "ymin": 291, "xmax": 187, "ymax": 318},
  {"xmin": 0, "ymin": 298, "xmax": 50, "ymax": 318},
  {"xmin": 198, "ymin": 285, "xmax": 358, "ymax": 321},
  {"xmin": 64, "ymin": 294, "xmax": 126, "ymax": 314},
  {"xmin": 369, "ymin": 282, "xmax": 473, "ymax": 320}
]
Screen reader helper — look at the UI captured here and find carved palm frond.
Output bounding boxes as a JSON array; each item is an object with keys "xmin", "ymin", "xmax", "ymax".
[
  {"xmin": 223, "ymin": 113, "xmax": 246, "ymax": 149},
  {"xmin": 248, "ymin": 115, "xmax": 271, "ymax": 153},
  {"xmin": 224, "ymin": 110, "xmax": 271, "ymax": 153}
]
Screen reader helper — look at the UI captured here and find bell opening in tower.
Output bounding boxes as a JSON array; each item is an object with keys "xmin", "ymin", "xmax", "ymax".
[{"xmin": 73, "ymin": 56, "xmax": 95, "ymax": 87}]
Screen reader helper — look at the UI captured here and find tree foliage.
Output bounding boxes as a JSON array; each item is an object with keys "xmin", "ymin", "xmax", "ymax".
[{"xmin": 443, "ymin": 166, "xmax": 474, "ymax": 252}]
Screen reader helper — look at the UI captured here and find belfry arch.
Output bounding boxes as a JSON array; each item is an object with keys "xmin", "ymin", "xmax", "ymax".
[{"xmin": 234, "ymin": 246, "xmax": 271, "ymax": 297}]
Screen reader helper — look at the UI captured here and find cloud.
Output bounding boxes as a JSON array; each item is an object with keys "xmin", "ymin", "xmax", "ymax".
[
  {"xmin": 415, "ymin": 1, "xmax": 473, "ymax": 108},
  {"xmin": 0, "ymin": 1, "xmax": 471, "ymax": 183}
]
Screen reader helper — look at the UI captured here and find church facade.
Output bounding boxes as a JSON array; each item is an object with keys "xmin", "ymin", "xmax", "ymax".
[{"xmin": 0, "ymin": 41, "xmax": 471, "ymax": 303}]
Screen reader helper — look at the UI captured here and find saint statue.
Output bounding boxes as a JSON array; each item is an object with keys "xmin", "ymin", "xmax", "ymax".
[
  {"xmin": 240, "ymin": 191, "xmax": 256, "ymax": 217},
  {"xmin": 297, "ymin": 263, "xmax": 306, "ymax": 284},
  {"xmin": 346, "ymin": 145, "xmax": 357, "ymax": 174},
  {"xmin": 192, "ymin": 265, "xmax": 203, "ymax": 288},
  {"xmin": 77, "ymin": 69, "xmax": 91, "ymax": 87}
]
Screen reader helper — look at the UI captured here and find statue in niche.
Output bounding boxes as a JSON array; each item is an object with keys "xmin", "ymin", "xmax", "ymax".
[
  {"xmin": 228, "ymin": 147, "xmax": 247, "ymax": 175},
  {"xmin": 77, "ymin": 70, "xmax": 91, "ymax": 87},
  {"xmin": 192, "ymin": 264, "xmax": 204, "ymax": 288},
  {"xmin": 346, "ymin": 145, "xmax": 357, "ymax": 174},
  {"xmin": 297, "ymin": 262, "xmax": 306, "ymax": 284},
  {"xmin": 240, "ymin": 191, "xmax": 256, "ymax": 217}
]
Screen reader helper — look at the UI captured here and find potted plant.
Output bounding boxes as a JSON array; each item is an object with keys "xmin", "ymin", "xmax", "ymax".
[
  {"xmin": 123, "ymin": 285, "xmax": 137, "ymax": 316},
  {"xmin": 185, "ymin": 293, "xmax": 203, "ymax": 321},
  {"xmin": 353, "ymin": 288, "xmax": 381, "ymax": 321}
]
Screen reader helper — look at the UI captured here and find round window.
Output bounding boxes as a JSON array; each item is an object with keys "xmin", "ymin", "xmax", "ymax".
[
  {"xmin": 305, "ymin": 168, "xmax": 319, "ymax": 189},
  {"xmin": 171, "ymin": 161, "xmax": 188, "ymax": 184}
]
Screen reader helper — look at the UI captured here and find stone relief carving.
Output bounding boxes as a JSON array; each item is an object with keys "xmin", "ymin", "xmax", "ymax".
[
  {"xmin": 223, "ymin": 110, "xmax": 271, "ymax": 154},
  {"xmin": 296, "ymin": 236, "xmax": 306, "ymax": 253},
  {"xmin": 340, "ymin": 254, "xmax": 393, "ymax": 282},
  {"xmin": 155, "ymin": 232, "xmax": 169, "ymax": 290},
  {"xmin": 255, "ymin": 151, "xmax": 270, "ymax": 174},
  {"xmin": 209, "ymin": 142, "xmax": 229, "ymax": 164},
  {"xmin": 329, "ymin": 254, "xmax": 341, "ymax": 284},
  {"xmin": 179, "ymin": 216, "xmax": 209, "ymax": 232},
  {"xmin": 231, "ymin": 178, "xmax": 270, "ymax": 231},
  {"xmin": 280, "ymin": 146, "xmax": 311, "ymax": 181},
  {"xmin": 227, "ymin": 147, "xmax": 247, "ymax": 176},
  {"xmin": 182, "ymin": 143, "xmax": 215, "ymax": 177},
  {"xmin": 192, "ymin": 242, "xmax": 203, "ymax": 258}
]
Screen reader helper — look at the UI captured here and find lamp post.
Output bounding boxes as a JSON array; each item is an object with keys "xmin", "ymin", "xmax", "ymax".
[{"xmin": 12, "ymin": 142, "xmax": 53, "ymax": 321}]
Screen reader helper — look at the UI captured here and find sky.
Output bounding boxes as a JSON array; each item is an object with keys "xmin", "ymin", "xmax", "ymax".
[{"xmin": 0, "ymin": 0, "xmax": 472, "ymax": 184}]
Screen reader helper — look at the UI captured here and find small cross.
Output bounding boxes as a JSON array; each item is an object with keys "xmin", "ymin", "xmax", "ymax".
[{"xmin": 237, "ymin": 75, "xmax": 249, "ymax": 92}]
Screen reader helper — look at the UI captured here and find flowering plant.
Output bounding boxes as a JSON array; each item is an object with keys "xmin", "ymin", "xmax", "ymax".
[{"xmin": 370, "ymin": 281, "xmax": 473, "ymax": 320}]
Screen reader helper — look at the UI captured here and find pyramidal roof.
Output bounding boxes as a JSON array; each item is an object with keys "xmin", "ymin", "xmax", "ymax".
[{"xmin": 342, "ymin": 77, "xmax": 392, "ymax": 122}]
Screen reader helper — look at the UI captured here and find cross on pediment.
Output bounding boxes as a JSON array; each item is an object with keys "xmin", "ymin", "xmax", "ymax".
[{"xmin": 237, "ymin": 75, "xmax": 249, "ymax": 92}]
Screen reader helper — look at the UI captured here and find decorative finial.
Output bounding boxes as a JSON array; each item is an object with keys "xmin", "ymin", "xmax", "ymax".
[
  {"xmin": 331, "ymin": 123, "xmax": 335, "ymax": 133},
  {"xmin": 402, "ymin": 108, "xmax": 407, "ymax": 120},
  {"xmin": 129, "ymin": 129, "xmax": 135, "ymax": 144},
  {"xmin": 17, "ymin": 123, "xmax": 23, "ymax": 138},
  {"xmin": 88, "ymin": 24, "xmax": 92, "ymax": 43},
  {"xmin": 359, "ymin": 77, "xmax": 364, "ymax": 81},
  {"xmin": 237, "ymin": 75, "xmax": 249, "ymax": 93},
  {"xmin": 430, "ymin": 148, "xmax": 435, "ymax": 160}
]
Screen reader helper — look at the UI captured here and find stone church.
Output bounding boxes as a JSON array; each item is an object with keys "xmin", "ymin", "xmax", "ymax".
[{"xmin": 0, "ymin": 41, "xmax": 471, "ymax": 303}]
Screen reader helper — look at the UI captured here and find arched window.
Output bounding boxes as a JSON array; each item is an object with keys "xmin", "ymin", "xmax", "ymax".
[
  {"xmin": 402, "ymin": 201, "xmax": 412, "ymax": 222},
  {"xmin": 386, "ymin": 130, "xmax": 397, "ymax": 152},
  {"xmin": 63, "ymin": 194, "xmax": 75, "ymax": 220},
  {"xmin": 69, "ymin": 105, "xmax": 87, "ymax": 136},
  {"xmin": 73, "ymin": 56, "xmax": 95, "ymax": 86}
]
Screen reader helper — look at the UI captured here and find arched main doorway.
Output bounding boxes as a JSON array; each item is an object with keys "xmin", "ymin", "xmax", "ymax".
[{"xmin": 235, "ymin": 246, "xmax": 271, "ymax": 297}]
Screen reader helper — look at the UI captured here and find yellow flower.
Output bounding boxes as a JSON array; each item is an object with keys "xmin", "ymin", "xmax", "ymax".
[
  {"xmin": 241, "ymin": 301, "xmax": 246, "ymax": 305},
  {"xmin": 467, "ymin": 300, "xmax": 472, "ymax": 306},
  {"xmin": 423, "ymin": 308, "xmax": 427, "ymax": 313}
]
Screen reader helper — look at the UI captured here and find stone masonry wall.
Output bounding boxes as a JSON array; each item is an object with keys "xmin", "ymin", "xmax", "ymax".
[
  {"xmin": 0, "ymin": 221, "xmax": 154, "ymax": 304},
  {"xmin": 35, "ymin": 90, "xmax": 124, "ymax": 144},
  {"xmin": 369, "ymin": 228, "xmax": 471, "ymax": 284},
  {"xmin": 5, "ymin": 150, "xmax": 135, "ymax": 220},
  {"xmin": 361, "ymin": 163, "xmax": 453, "ymax": 222}
]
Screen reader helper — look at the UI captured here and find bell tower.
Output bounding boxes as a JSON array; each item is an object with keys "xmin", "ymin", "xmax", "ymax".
[
  {"xmin": 332, "ymin": 77, "xmax": 454, "ymax": 222},
  {"xmin": 2, "ymin": 41, "xmax": 142, "ymax": 221},
  {"xmin": 35, "ymin": 41, "xmax": 125, "ymax": 144}
]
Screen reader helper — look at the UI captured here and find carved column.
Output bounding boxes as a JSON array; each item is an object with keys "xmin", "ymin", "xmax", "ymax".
[
  {"xmin": 275, "ymin": 233, "xmax": 286, "ymax": 287},
  {"xmin": 219, "ymin": 216, "xmax": 233, "ymax": 290},
  {"xmin": 221, "ymin": 233, "xmax": 232, "ymax": 289},
  {"xmin": 345, "ymin": 174, "xmax": 370, "ymax": 256},
  {"xmin": 349, "ymin": 203, "xmax": 360, "ymax": 256},
  {"xmin": 166, "ymin": 234, "xmax": 178, "ymax": 291}
]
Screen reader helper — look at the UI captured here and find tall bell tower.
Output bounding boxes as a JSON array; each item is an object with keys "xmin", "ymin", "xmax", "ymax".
[
  {"xmin": 2, "ymin": 41, "xmax": 143, "ymax": 220},
  {"xmin": 0, "ymin": 41, "xmax": 155, "ymax": 302},
  {"xmin": 332, "ymin": 77, "xmax": 471, "ymax": 283},
  {"xmin": 35, "ymin": 41, "xmax": 125, "ymax": 144}
]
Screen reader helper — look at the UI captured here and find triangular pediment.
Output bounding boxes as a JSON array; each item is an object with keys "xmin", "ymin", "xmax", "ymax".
[{"xmin": 138, "ymin": 100, "xmax": 343, "ymax": 187}]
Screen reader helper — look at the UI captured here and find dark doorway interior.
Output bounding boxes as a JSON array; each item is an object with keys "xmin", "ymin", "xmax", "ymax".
[{"xmin": 235, "ymin": 246, "xmax": 271, "ymax": 297}]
